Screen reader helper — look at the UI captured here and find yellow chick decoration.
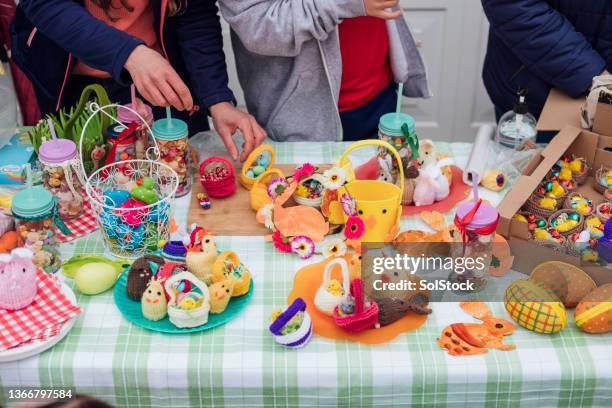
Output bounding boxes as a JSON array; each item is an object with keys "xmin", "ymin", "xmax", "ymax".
[
  {"xmin": 141, "ymin": 279, "xmax": 167, "ymax": 321},
  {"xmin": 605, "ymin": 171, "xmax": 612, "ymax": 187},
  {"xmin": 185, "ymin": 227, "xmax": 218, "ymax": 284},
  {"xmin": 209, "ymin": 278, "xmax": 235, "ymax": 314},
  {"xmin": 568, "ymin": 159, "xmax": 583, "ymax": 173},
  {"xmin": 559, "ymin": 167, "xmax": 573, "ymax": 182},
  {"xmin": 326, "ymin": 279, "xmax": 345, "ymax": 296},
  {"xmin": 575, "ymin": 201, "xmax": 591, "ymax": 216},
  {"xmin": 546, "ymin": 181, "xmax": 566, "ymax": 198},
  {"xmin": 555, "ymin": 219, "xmax": 578, "ymax": 232},
  {"xmin": 533, "ymin": 228, "xmax": 552, "ymax": 240},
  {"xmin": 513, "ymin": 214, "xmax": 528, "ymax": 223},
  {"xmin": 581, "ymin": 249, "xmax": 599, "ymax": 263},
  {"xmin": 179, "ymin": 293, "xmax": 203, "ymax": 310},
  {"xmin": 539, "ymin": 197, "xmax": 557, "ymax": 210},
  {"xmin": 586, "ymin": 216, "xmax": 602, "ymax": 229}
]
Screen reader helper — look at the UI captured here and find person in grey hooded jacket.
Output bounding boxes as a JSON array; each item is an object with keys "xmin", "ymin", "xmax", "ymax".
[{"xmin": 218, "ymin": 0, "xmax": 431, "ymax": 142}]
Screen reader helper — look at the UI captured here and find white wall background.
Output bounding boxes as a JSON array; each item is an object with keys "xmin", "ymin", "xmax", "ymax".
[{"xmin": 220, "ymin": 0, "xmax": 496, "ymax": 143}]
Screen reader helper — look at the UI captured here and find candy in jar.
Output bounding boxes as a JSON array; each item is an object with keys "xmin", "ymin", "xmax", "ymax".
[
  {"xmin": 117, "ymin": 101, "xmax": 153, "ymax": 159},
  {"xmin": 105, "ymin": 123, "xmax": 137, "ymax": 165},
  {"xmin": 38, "ymin": 135, "xmax": 86, "ymax": 220},
  {"xmin": 450, "ymin": 199, "xmax": 499, "ymax": 290},
  {"xmin": 152, "ymin": 115, "xmax": 191, "ymax": 197},
  {"xmin": 11, "ymin": 183, "xmax": 71, "ymax": 273}
]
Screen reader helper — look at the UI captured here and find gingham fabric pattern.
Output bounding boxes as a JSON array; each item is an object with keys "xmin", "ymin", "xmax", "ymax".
[
  {"xmin": 1, "ymin": 141, "xmax": 611, "ymax": 407},
  {"xmin": 56, "ymin": 199, "xmax": 98, "ymax": 243},
  {"xmin": 0, "ymin": 270, "xmax": 81, "ymax": 351}
]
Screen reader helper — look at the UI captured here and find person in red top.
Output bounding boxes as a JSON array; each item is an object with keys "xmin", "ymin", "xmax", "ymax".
[{"xmin": 338, "ymin": 16, "xmax": 395, "ymax": 140}]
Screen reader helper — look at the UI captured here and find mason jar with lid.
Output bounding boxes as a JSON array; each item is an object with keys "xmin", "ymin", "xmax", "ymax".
[
  {"xmin": 118, "ymin": 102, "xmax": 153, "ymax": 160},
  {"xmin": 11, "ymin": 183, "xmax": 71, "ymax": 273},
  {"xmin": 378, "ymin": 112, "xmax": 417, "ymax": 158},
  {"xmin": 153, "ymin": 116, "xmax": 191, "ymax": 197},
  {"xmin": 38, "ymin": 134, "xmax": 86, "ymax": 220},
  {"xmin": 105, "ymin": 123, "xmax": 137, "ymax": 165},
  {"xmin": 450, "ymin": 199, "xmax": 500, "ymax": 290}
]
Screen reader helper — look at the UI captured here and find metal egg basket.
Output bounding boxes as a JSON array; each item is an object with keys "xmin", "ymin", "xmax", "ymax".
[{"xmin": 79, "ymin": 103, "xmax": 179, "ymax": 258}]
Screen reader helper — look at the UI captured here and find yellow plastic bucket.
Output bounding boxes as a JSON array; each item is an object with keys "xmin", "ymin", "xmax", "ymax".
[
  {"xmin": 332, "ymin": 140, "xmax": 404, "ymax": 242},
  {"xmin": 250, "ymin": 168, "xmax": 285, "ymax": 211}
]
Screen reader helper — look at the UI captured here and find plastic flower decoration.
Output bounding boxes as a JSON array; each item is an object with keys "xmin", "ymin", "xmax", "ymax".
[
  {"xmin": 290, "ymin": 236, "xmax": 315, "ymax": 259},
  {"xmin": 260, "ymin": 203, "xmax": 275, "ymax": 229},
  {"xmin": 340, "ymin": 193, "xmax": 357, "ymax": 216},
  {"xmin": 293, "ymin": 163, "xmax": 315, "ymax": 181},
  {"xmin": 267, "ymin": 177, "xmax": 289, "ymax": 199},
  {"xmin": 322, "ymin": 167, "xmax": 346, "ymax": 190},
  {"xmin": 321, "ymin": 237, "xmax": 347, "ymax": 258},
  {"xmin": 344, "ymin": 216, "xmax": 365, "ymax": 240},
  {"xmin": 272, "ymin": 230, "xmax": 292, "ymax": 253}
]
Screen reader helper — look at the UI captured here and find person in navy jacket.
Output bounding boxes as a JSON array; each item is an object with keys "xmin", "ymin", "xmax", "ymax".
[
  {"xmin": 11, "ymin": 0, "xmax": 265, "ymax": 162},
  {"xmin": 481, "ymin": 0, "xmax": 611, "ymax": 120}
]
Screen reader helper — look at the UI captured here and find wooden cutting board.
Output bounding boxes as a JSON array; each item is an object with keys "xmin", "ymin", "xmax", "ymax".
[{"xmin": 187, "ymin": 164, "xmax": 330, "ymax": 236}]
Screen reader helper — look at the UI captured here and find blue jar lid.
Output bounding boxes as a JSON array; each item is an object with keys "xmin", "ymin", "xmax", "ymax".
[
  {"xmin": 12, "ymin": 186, "xmax": 54, "ymax": 218},
  {"xmin": 379, "ymin": 113, "xmax": 416, "ymax": 137},
  {"xmin": 152, "ymin": 118, "xmax": 188, "ymax": 141}
]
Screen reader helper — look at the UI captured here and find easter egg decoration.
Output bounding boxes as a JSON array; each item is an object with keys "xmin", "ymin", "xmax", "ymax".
[
  {"xmin": 130, "ymin": 177, "xmax": 159, "ymax": 205},
  {"xmin": 547, "ymin": 181, "xmax": 566, "ymax": 198},
  {"xmin": 126, "ymin": 255, "xmax": 165, "ymax": 300},
  {"xmin": 481, "ymin": 170, "xmax": 507, "ymax": 192},
  {"xmin": 0, "ymin": 248, "xmax": 37, "ymax": 311},
  {"xmin": 75, "ymin": 262, "xmax": 121, "ymax": 295},
  {"xmin": 104, "ymin": 190, "xmax": 131, "ymax": 207},
  {"xmin": 559, "ymin": 167, "xmax": 573, "ymax": 182},
  {"xmin": 513, "ymin": 214, "xmax": 528, "ymax": 223},
  {"xmin": 141, "ymin": 278, "xmax": 168, "ymax": 321},
  {"xmin": 118, "ymin": 198, "xmax": 147, "ymax": 226},
  {"xmin": 209, "ymin": 278, "xmax": 235, "ymax": 314}
]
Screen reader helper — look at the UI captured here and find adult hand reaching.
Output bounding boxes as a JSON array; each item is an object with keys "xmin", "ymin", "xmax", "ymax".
[
  {"xmin": 124, "ymin": 45, "xmax": 193, "ymax": 111},
  {"xmin": 364, "ymin": 0, "xmax": 402, "ymax": 20},
  {"xmin": 210, "ymin": 102, "xmax": 267, "ymax": 162}
]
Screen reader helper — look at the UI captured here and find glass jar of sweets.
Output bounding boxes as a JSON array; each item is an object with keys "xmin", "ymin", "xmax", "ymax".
[
  {"xmin": 11, "ymin": 184, "xmax": 71, "ymax": 273},
  {"xmin": 38, "ymin": 135, "xmax": 85, "ymax": 220},
  {"xmin": 152, "ymin": 116, "xmax": 191, "ymax": 197},
  {"xmin": 117, "ymin": 102, "xmax": 153, "ymax": 160}
]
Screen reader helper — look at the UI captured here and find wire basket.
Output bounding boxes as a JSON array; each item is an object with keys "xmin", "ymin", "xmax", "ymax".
[{"xmin": 79, "ymin": 103, "xmax": 179, "ymax": 258}]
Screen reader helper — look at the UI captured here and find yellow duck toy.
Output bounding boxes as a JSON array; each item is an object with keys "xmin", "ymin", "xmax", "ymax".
[
  {"xmin": 185, "ymin": 225, "xmax": 217, "ymax": 284},
  {"xmin": 575, "ymin": 201, "xmax": 591, "ymax": 216},
  {"xmin": 546, "ymin": 181, "xmax": 566, "ymax": 198},
  {"xmin": 559, "ymin": 167, "xmax": 573, "ymax": 182},
  {"xmin": 539, "ymin": 197, "xmax": 557, "ymax": 210},
  {"xmin": 568, "ymin": 159, "xmax": 583, "ymax": 173}
]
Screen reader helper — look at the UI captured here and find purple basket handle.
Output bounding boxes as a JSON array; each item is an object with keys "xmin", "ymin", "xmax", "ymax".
[{"xmin": 269, "ymin": 298, "xmax": 306, "ymax": 336}]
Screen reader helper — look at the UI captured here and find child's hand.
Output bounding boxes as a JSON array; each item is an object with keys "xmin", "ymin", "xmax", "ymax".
[
  {"xmin": 364, "ymin": 0, "xmax": 403, "ymax": 19},
  {"xmin": 210, "ymin": 102, "xmax": 267, "ymax": 162},
  {"xmin": 125, "ymin": 45, "xmax": 193, "ymax": 111}
]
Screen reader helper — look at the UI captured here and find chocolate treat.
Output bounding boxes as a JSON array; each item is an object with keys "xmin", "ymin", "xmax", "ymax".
[
  {"xmin": 404, "ymin": 164, "xmax": 420, "ymax": 180},
  {"xmin": 126, "ymin": 255, "xmax": 165, "ymax": 300}
]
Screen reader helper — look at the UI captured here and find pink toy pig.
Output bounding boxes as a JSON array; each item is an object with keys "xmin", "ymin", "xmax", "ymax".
[{"xmin": 0, "ymin": 248, "xmax": 38, "ymax": 310}]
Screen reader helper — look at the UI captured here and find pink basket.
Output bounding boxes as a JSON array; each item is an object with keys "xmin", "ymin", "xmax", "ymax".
[
  {"xmin": 199, "ymin": 156, "xmax": 236, "ymax": 198},
  {"xmin": 333, "ymin": 279, "xmax": 379, "ymax": 333}
]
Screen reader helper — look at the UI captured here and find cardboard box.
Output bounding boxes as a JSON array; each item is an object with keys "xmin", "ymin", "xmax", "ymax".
[
  {"xmin": 498, "ymin": 90, "xmax": 612, "ymax": 285},
  {"xmin": 0, "ymin": 131, "xmax": 36, "ymax": 186}
]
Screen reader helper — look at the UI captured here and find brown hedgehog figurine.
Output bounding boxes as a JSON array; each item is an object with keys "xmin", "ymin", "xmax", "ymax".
[
  {"xmin": 126, "ymin": 255, "xmax": 165, "ymax": 300},
  {"xmin": 377, "ymin": 277, "xmax": 432, "ymax": 326}
]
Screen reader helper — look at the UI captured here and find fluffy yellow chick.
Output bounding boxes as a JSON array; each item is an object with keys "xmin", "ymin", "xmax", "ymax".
[
  {"xmin": 559, "ymin": 167, "xmax": 573, "ymax": 182},
  {"xmin": 546, "ymin": 181, "xmax": 565, "ymax": 198},
  {"xmin": 141, "ymin": 279, "xmax": 167, "ymax": 321},
  {"xmin": 568, "ymin": 159, "xmax": 583, "ymax": 173},
  {"xmin": 539, "ymin": 197, "xmax": 557, "ymax": 210},
  {"xmin": 575, "ymin": 201, "xmax": 590, "ymax": 216},
  {"xmin": 555, "ymin": 219, "xmax": 578, "ymax": 232},
  {"xmin": 533, "ymin": 228, "xmax": 553, "ymax": 241},
  {"xmin": 586, "ymin": 217, "xmax": 602, "ymax": 229},
  {"xmin": 582, "ymin": 249, "xmax": 599, "ymax": 263},
  {"xmin": 326, "ymin": 279, "xmax": 344, "ymax": 296}
]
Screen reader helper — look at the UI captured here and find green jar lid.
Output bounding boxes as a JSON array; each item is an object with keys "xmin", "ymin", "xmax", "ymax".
[
  {"xmin": 12, "ymin": 186, "xmax": 54, "ymax": 218},
  {"xmin": 152, "ymin": 118, "xmax": 188, "ymax": 141},
  {"xmin": 379, "ymin": 113, "xmax": 416, "ymax": 137}
]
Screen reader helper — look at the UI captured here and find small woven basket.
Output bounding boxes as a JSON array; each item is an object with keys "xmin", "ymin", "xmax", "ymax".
[
  {"xmin": 523, "ymin": 193, "xmax": 558, "ymax": 219},
  {"xmin": 594, "ymin": 166, "xmax": 611, "ymax": 194},
  {"xmin": 515, "ymin": 211, "xmax": 548, "ymax": 232},
  {"xmin": 605, "ymin": 188, "xmax": 612, "ymax": 201},
  {"xmin": 570, "ymin": 156, "xmax": 589, "ymax": 185},
  {"xmin": 333, "ymin": 278, "xmax": 379, "ymax": 334},
  {"xmin": 563, "ymin": 193, "xmax": 594, "ymax": 216},
  {"xmin": 199, "ymin": 156, "xmax": 236, "ymax": 198},
  {"xmin": 548, "ymin": 209, "xmax": 584, "ymax": 238},
  {"xmin": 596, "ymin": 201, "xmax": 611, "ymax": 224}
]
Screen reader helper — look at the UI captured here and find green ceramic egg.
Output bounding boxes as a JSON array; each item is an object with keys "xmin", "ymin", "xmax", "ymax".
[{"xmin": 75, "ymin": 262, "xmax": 120, "ymax": 295}]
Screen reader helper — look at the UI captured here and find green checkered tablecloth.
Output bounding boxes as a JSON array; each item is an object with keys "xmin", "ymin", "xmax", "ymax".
[{"xmin": 1, "ymin": 141, "xmax": 611, "ymax": 407}]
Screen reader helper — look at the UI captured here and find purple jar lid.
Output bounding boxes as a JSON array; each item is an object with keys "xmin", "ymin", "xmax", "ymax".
[
  {"xmin": 39, "ymin": 138, "xmax": 78, "ymax": 164},
  {"xmin": 456, "ymin": 200, "xmax": 499, "ymax": 230},
  {"xmin": 117, "ymin": 103, "xmax": 153, "ymax": 125}
]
